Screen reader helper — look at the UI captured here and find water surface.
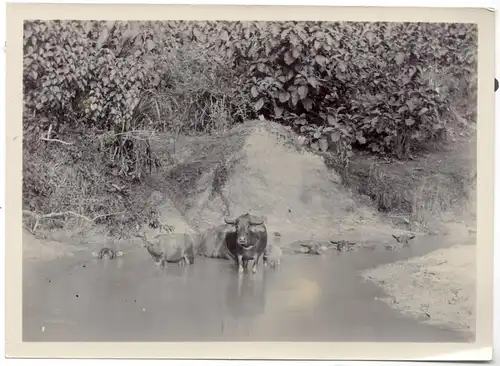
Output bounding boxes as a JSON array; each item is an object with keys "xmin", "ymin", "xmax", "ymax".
[{"xmin": 23, "ymin": 235, "xmax": 473, "ymax": 342}]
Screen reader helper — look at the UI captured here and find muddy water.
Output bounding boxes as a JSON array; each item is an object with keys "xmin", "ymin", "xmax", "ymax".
[{"xmin": 23, "ymin": 236, "xmax": 473, "ymax": 342}]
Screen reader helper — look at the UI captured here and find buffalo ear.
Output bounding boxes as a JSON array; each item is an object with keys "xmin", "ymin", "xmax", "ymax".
[
  {"xmin": 224, "ymin": 217, "xmax": 236, "ymax": 225},
  {"xmin": 249, "ymin": 216, "xmax": 264, "ymax": 225}
]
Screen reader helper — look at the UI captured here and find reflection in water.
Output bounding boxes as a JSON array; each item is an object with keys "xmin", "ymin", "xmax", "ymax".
[
  {"xmin": 23, "ymin": 236, "xmax": 472, "ymax": 342},
  {"xmin": 282, "ymin": 277, "xmax": 320, "ymax": 309},
  {"xmin": 224, "ymin": 272, "xmax": 267, "ymax": 319}
]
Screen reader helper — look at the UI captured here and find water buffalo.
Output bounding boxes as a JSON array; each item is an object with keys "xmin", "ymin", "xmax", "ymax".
[
  {"xmin": 136, "ymin": 231, "xmax": 195, "ymax": 268},
  {"xmin": 197, "ymin": 224, "xmax": 235, "ymax": 259},
  {"xmin": 263, "ymin": 243, "xmax": 282, "ymax": 268},
  {"xmin": 224, "ymin": 213, "xmax": 267, "ymax": 274},
  {"xmin": 92, "ymin": 247, "xmax": 124, "ymax": 260},
  {"xmin": 392, "ymin": 233, "xmax": 416, "ymax": 245}
]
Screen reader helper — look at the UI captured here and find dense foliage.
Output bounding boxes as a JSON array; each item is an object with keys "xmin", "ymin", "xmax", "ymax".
[
  {"xmin": 213, "ymin": 21, "xmax": 476, "ymax": 158},
  {"xmin": 24, "ymin": 20, "xmax": 477, "ymax": 157},
  {"xmin": 22, "ymin": 19, "xmax": 477, "ymax": 230}
]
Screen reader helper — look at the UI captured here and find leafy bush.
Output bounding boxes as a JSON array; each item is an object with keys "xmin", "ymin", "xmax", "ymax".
[
  {"xmin": 201, "ymin": 21, "xmax": 476, "ymax": 159},
  {"xmin": 24, "ymin": 21, "xmax": 151, "ymax": 130},
  {"xmin": 23, "ymin": 20, "xmax": 252, "ymax": 135},
  {"xmin": 24, "ymin": 20, "xmax": 476, "ymax": 159}
]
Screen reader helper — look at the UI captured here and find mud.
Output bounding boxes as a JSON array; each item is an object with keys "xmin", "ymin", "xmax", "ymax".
[
  {"xmin": 23, "ymin": 235, "xmax": 472, "ymax": 342},
  {"xmin": 362, "ymin": 241, "xmax": 476, "ymax": 334}
]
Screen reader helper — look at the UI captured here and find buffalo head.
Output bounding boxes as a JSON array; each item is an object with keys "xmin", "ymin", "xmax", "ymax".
[{"xmin": 224, "ymin": 213, "xmax": 265, "ymax": 248}]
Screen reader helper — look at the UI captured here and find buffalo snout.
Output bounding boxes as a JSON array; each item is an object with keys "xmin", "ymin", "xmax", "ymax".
[{"xmin": 238, "ymin": 235, "xmax": 248, "ymax": 246}]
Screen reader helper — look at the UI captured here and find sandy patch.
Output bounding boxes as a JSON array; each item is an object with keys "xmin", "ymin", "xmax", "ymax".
[
  {"xmin": 361, "ymin": 243, "xmax": 476, "ymax": 335},
  {"xmin": 23, "ymin": 224, "xmax": 143, "ymax": 264},
  {"xmin": 23, "ymin": 229, "xmax": 86, "ymax": 263}
]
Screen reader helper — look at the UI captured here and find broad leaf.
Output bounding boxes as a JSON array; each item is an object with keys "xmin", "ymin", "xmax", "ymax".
[
  {"xmin": 318, "ymin": 138, "xmax": 328, "ymax": 152},
  {"xmin": 405, "ymin": 118, "xmax": 416, "ymax": 126},
  {"xmin": 251, "ymin": 86, "xmax": 259, "ymax": 98},
  {"xmin": 302, "ymin": 98, "xmax": 313, "ymax": 111},
  {"xmin": 284, "ymin": 51, "xmax": 295, "ymax": 65},
  {"xmin": 254, "ymin": 98, "xmax": 265, "ymax": 111},
  {"xmin": 418, "ymin": 107, "xmax": 429, "ymax": 116},
  {"xmin": 291, "ymin": 90, "xmax": 299, "ymax": 106},
  {"xmin": 298, "ymin": 85, "xmax": 308, "ymax": 100},
  {"xmin": 274, "ymin": 105, "xmax": 284, "ymax": 118},
  {"xmin": 278, "ymin": 91, "xmax": 290, "ymax": 103},
  {"xmin": 331, "ymin": 131, "xmax": 341, "ymax": 142}
]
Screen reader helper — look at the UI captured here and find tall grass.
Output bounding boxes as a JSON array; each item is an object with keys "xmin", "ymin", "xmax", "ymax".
[{"xmin": 135, "ymin": 46, "xmax": 253, "ymax": 136}]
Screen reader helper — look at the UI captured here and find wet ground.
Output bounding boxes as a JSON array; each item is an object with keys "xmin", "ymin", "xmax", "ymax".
[{"xmin": 23, "ymin": 236, "xmax": 472, "ymax": 342}]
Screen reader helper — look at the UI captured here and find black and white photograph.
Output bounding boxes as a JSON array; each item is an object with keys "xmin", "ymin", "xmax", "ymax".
[{"xmin": 4, "ymin": 2, "xmax": 495, "ymax": 361}]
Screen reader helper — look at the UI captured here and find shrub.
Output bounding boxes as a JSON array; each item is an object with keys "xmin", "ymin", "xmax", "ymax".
[
  {"xmin": 24, "ymin": 20, "xmax": 476, "ymax": 159},
  {"xmin": 145, "ymin": 46, "xmax": 254, "ymax": 135},
  {"xmin": 22, "ymin": 118, "xmax": 165, "ymax": 233},
  {"xmin": 209, "ymin": 21, "xmax": 477, "ymax": 159},
  {"xmin": 23, "ymin": 20, "xmax": 253, "ymax": 135},
  {"xmin": 24, "ymin": 21, "xmax": 154, "ymax": 130}
]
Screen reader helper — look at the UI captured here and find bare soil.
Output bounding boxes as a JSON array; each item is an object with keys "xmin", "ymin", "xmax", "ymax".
[{"xmin": 361, "ymin": 239, "xmax": 476, "ymax": 335}]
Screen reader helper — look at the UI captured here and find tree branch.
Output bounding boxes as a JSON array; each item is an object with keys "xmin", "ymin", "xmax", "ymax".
[
  {"xmin": 22, "ymin": 210, "xmax": 125, "ymax": 232},
  {"xmin": 40, "ymin": 137, "xmax": 74, "ymax": 145}
]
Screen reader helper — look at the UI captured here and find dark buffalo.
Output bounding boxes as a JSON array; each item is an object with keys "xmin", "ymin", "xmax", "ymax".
[
  {"xmin": 224, "ymin": 213, "xmax": 267, "ymax": 274},
  {"xmin": 197, "ymin": 224, "xmax": 235, "ymax": 260},
  {"xmin": 92, "ymin": 247, "xmax": 124, "ymax": 260}
]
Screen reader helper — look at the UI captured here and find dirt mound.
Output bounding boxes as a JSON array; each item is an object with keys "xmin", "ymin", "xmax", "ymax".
[{"xmin": 154, "ymin": 120, "xmax": 394, "ymax": 245}]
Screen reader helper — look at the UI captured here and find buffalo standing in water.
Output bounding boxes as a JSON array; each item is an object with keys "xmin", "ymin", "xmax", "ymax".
[
  {"xmin": 136, "ymin": 231, "xmax": 195, "ymax": 268},
  {"xmin": 224, "ymin": 213, "xmax": 268, "ymax": 274}
]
